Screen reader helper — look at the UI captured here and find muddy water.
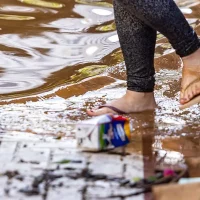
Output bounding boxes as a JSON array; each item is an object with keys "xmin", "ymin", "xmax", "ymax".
[{"xmin": 0, "ymin": 0, "xmax": 200, "ymax": 180}]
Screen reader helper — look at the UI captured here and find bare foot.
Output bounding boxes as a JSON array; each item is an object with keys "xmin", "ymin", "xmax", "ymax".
[
  {"xmin": 87, "ymin": 90, "xmax": 157, "ymax": 116},
  {"xmin": 180, "ymin": 48, "xmax": 200, "ymax": 107}
]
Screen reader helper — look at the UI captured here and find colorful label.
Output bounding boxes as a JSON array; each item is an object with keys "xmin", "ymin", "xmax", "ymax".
[
  {"xmin": 99, "ymin": 115, "xmax": 131, "ymax": 149},
  {"xmin": 76, "ymin": 114, "xmax": 131, "ymax": 151},
  {"xmin": 110, "ymin": 115, "xmax": 131, "ymax": 147}
]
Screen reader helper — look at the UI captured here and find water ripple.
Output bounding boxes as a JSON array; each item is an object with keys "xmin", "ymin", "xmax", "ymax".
[
  {"xmin": 18, "ymin": 0, "xmax": 65, "ymax": 9},
  {"xmin": 0, "ymin": 0, "xmax": 200, "ymax": 150}
]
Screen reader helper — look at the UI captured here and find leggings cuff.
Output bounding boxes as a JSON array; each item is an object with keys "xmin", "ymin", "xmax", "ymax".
[
  {"xmin": 127, "ymin": 76, "xmax": 155, "ymax": 92},
  {"xmin": 176, "ymin": 35, "xmax": 200, "ymax": 58}
]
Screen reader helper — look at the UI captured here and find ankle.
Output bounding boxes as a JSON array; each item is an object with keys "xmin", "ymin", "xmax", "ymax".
[
  {"xmin": 182, "ymin": 48, "xmax": 200, "ymax": 60},
  {"xmin": 125, "ymin": 90, "xmax": 154, "ymax": 99},
  {"xmin": 123, "ymin": 90, "xmax": 156, "ymax": 110},
  {"xmin": 182, "ymin": 48, "xmax": 200, "ymax": 67}
]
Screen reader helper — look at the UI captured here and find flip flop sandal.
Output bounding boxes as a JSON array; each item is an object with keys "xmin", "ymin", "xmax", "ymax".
[
  {"xmin": 99, "ymin": 104, "xmax": 127, "ymax": 115},
  {"xmin": 180, "ymin": 68, "xmax": 200, "ymax": 110}
]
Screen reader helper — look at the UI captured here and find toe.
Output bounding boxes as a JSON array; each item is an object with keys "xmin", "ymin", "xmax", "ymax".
[
  {"xmin": 180, "ymin": 90, "xmax": 188, "ymax": 104},
  {"xmin": 185, "ymin": 88, "xmax": 191, "ymax": 102},
  {"xmin": 185, "ymin": 83, "xmax": 200, "ymax": 101},
  {"xmin": 194, "ymin": 84, "xmax": 200, "ymax": 97},
  {"xmin": 86, "ymin": 107, "xmax": 116, "ymax": 116},
  {"xmin": 180, "ymin": 98, "xmax": 187, "ymax": 104},
  {"xmin": 180, "ymin": 83, "xmax": 200, "ymax": 105},
  {"xmin": 180, "ymin": 85, "xmax": 193, "ymax": 104}
]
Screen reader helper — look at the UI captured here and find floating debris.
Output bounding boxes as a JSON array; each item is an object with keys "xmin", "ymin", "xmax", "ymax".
[
  {"xmin": 0, "ymin": 14, "xmax": 34, "ymax": 20},
  {"xmin": 18, "ymin": 0, "xmax": 64, "ymax": 9}
]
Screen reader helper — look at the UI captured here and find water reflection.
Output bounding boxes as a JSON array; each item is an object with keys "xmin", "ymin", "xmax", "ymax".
[
  {"xmin": 0, "ymin": 0, "xmax": 117, "ymax": 95},
  {"xmin": 0, "ymin": 31, "xmax": 119, "ymax": 94},
  {"xmin": 0, "ymin": 14, "xmax": 34, "ymax": 20},
  {"xmin": 0, "ymin": 2, "xmax": 200, "ymax": 197},
  {"xmin": 18, "ymin": 0, "xmax": 64, "ymax": 8}
]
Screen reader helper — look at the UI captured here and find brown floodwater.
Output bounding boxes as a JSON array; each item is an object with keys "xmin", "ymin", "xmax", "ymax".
[{"xmin": 0, "ymin": 0, "xmax": 200, "ymax": 184}]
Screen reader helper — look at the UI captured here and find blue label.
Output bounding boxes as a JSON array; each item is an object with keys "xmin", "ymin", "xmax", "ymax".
[{"xmin": 110, "ymin": 121, "xmax": 130, "ymax": 147}]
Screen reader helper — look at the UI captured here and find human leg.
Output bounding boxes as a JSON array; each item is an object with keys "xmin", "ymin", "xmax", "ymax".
[
  {"xmin": 87, "ymin": 0, "xmax": 200, "ymax": 116},
  {"xmin": 116, "ymin": 0, "xmax": 200, "ymax": 108},
  {"xmin": 118, "ymin": 0, "xmax": 199, "ymax": 58},
  {"xmin": 87, "ymin": 0, "xmax": 157, "ymax": 116}
]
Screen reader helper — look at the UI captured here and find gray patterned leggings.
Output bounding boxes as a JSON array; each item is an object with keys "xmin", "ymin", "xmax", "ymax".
[{"xmin": 113, "ymin": 0, "xmax": 200, "ymax": 92}]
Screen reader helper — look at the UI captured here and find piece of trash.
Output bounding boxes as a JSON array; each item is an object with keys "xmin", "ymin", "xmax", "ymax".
[
  {"xmin": 163, "ymin": 169, "xmax": 176, "ymax": 177},
  {"xmin": 54, "ymin": 132, "xmax": 66, "ymax": 140},
  {"xmin": 131, "ymin": 171, "xmax": 175, "ymax": 188},
  {"xmin": 133, "ymin": 177, "xmax": 141, "ymax": 182},
  {"xmin": 186, "ymin": 157, "xmax": 200, "ymax": 177},
  {"xmin": 76, "ymin": 114, "xmax": 131, "ymax": 151},
  {"xmin": 153, "ymin": 182, "xmax": 200, "ymax": 200},
  {"xmin": 55, "ymin": 159, "xmax": 82, "ymax": 164},
  {"xmin": 178, "ymin": 177, "xmax": 200, "ymax": 185}
]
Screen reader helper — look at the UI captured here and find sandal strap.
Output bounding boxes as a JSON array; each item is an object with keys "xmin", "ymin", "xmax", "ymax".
[
  {"xmin": 182, "ymin": 68, "xmax": 200, "ymax": 92},
  {"xmin": 182, "ymin": 77, "xmax": 200, "ymax": 92},
  {"xmin": 99, "ymin": 105, "xmax": 127, "ymax": 114}
]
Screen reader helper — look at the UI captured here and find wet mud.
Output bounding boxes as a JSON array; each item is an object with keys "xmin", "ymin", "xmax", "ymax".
[{"xmin": 0, "ymin": 0, "xmax": 200, "ymax": 199}]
